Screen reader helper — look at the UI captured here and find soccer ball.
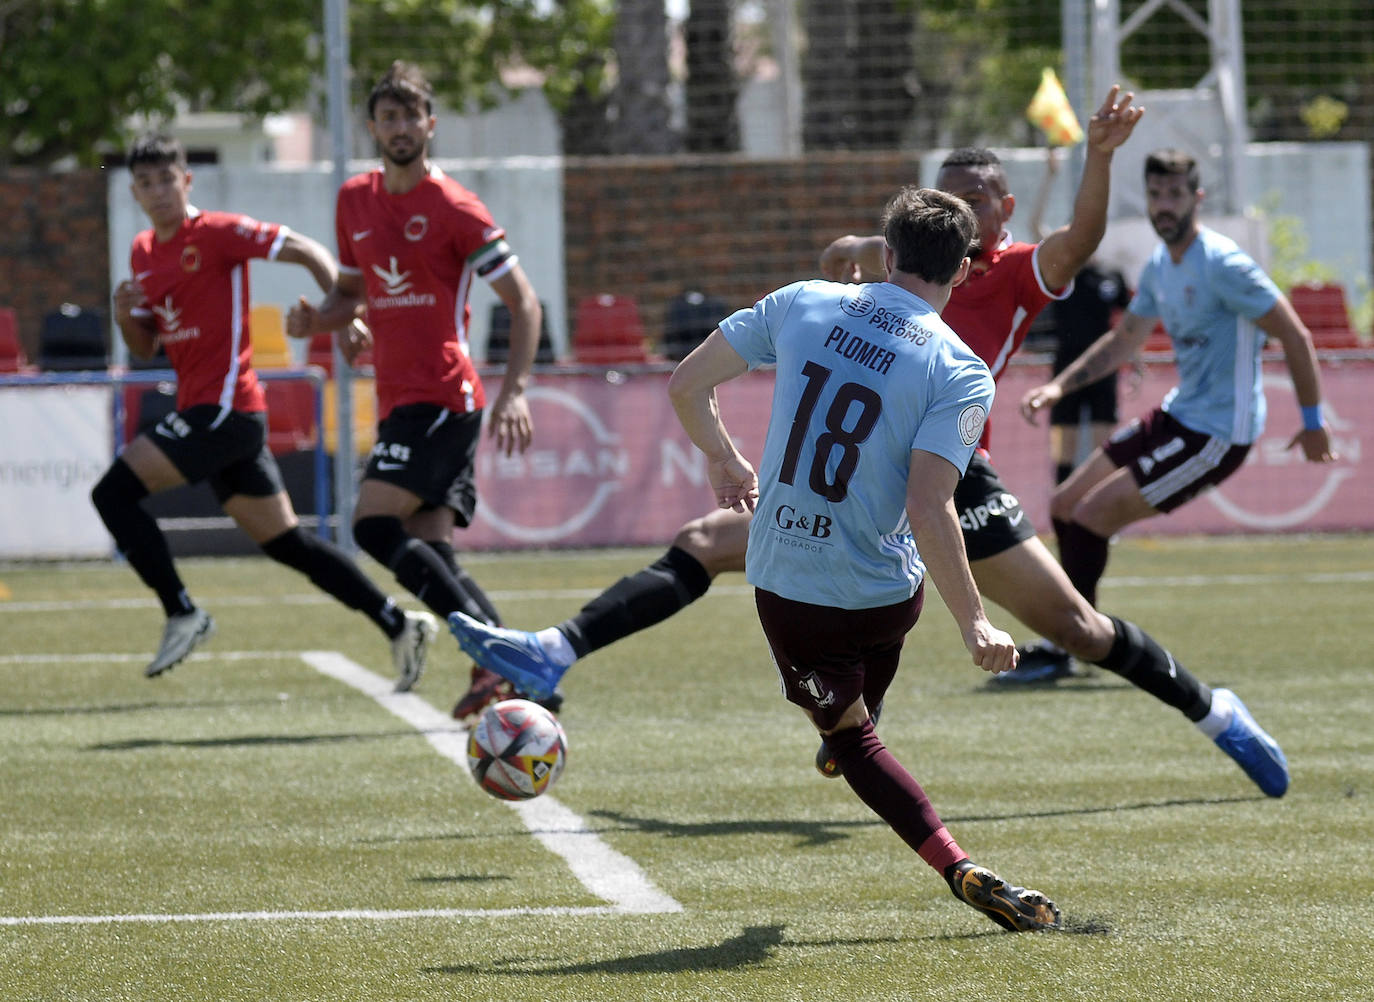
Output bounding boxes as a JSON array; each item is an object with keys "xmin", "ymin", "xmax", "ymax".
[{"xmin": 466, "ymin": 699, "xmax": 568, "ymax": 801}]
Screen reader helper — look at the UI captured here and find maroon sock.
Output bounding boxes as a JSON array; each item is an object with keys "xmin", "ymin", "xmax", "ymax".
[
  {"xmin": 826, "ymin": 719, "xmax": 964, "ymax": 873},
  {"xmin": 1052, "ymin": 517, "xmax": 1110, "ymax": 608}
]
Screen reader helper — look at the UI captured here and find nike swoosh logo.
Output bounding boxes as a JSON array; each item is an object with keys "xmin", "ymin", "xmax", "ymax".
[
  {"xmin": 155, "ymin": 425, "xmax": 179, "ymax": 439},
  {"xmin": 375, "ymin": 460, "xmax": 406, "ymax": 470},
  {"xmin": 352, "ymin": 230, "xmax": 371, "ymax": 241},
  {"xmin": 1007, "ymin": 510, "xmax": 1025, "ymax": 527}
]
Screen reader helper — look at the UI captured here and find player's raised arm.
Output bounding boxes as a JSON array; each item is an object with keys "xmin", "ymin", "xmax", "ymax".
[{"xmin": 1036, "ymin": 85, "xmax": 1144, "ymax": 291}]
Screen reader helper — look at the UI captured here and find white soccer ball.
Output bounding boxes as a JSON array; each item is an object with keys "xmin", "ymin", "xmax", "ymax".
[{"xmin": 466, "ymin": 699, "xmax": 568, "ymax": 801}]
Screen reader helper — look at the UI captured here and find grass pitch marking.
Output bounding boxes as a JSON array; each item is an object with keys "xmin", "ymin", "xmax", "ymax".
[
  {"xmin": 0, "ymin": 650, "xmax": 680, "ymax": 928},
  {"xmin": 301, "ymin": 651, "xmax": 682, "ymax": 916}
]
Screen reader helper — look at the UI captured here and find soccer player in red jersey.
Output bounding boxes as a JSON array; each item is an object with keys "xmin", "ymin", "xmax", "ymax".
[
  {"xmin": 288, "ymin": 61, "xmax": 547, "ymax": 713},
  {"xmin": 451, "ymin": 87, "xmax": 1290, "ymax": 798},
  {"xmin": 94, "ymin": 134, "xmax": 438, "ymax": 683}
]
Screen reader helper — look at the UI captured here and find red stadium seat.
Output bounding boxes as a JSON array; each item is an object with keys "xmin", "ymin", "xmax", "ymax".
[
  {"xmin": 1289, "ymin": 282, "xmax": 1362, "ymax": 350},
  {"xmin": 0, "ymin": 307, "xmax": 29, "ymax": 373},
  {"xmin": 573, "ymin": 294, "xmax": 653, "ymax": 365}
]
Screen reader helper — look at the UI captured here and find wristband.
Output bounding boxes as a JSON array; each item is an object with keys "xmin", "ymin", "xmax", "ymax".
[{"xmin": 1300, "ymin": 404, "xmax": 1323, "ymax": 431}]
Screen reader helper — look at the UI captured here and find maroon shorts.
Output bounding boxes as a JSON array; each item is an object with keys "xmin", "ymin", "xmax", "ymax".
[
  {"xmin": 1103, "ymin": 407, "xmax": 1250, "ymax": 513},
  {"xmin": 754, "ymin": 587, "xmax": 922, "ymax": 732}
]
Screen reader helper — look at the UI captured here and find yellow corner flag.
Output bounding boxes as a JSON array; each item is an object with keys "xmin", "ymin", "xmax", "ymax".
[{"xmin": 1027, "ymin": 68, "xmax": 1083, "ymax": 147}]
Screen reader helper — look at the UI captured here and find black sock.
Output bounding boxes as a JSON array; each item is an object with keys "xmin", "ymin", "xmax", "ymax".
[
  {"xmin": 559, "ymin": 546, "xmax": 712, "ymax": 659},
  {"xmin": 261, "ymin": 526, "xmax": 404, "ymax": 639},
  {"xmin": 428, "ymin": 539, "xmax": 502, "ymax": 626},
  {"xmin": 354, "ymin": 516, "xmax": 484, "ymax": 621},
  {"xmin": 1092, "ymin": 616, "xmax": 1212, "ymax": 721},
  {"xmin": 1052, "ymin": 517, "xmax": 1109, "ymax": 608},
  {"xmin": 91, "ymin": 460, "xmax": 193, "ymax": 617},
  {"xmin": 1054, "ymin": 462, "xmax": 1074, "ymax": 486}
]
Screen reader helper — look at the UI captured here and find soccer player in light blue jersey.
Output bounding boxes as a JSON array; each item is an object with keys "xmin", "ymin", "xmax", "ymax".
[
  {"xmin": 665, "ymin": 186, "xmax": 1060, "ymax": 932},
  {"xmin": 1021, "ymin": 148, "xmax": 1336, "ymax": 611}
]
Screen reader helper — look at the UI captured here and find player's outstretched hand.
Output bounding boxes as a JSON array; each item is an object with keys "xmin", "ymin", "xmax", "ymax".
[
  {"xmin": 1086, "ymin": 84, "xmax": 1145, "ymax": 155},
  {"xmin": 1288, "ymin": 425, "xmax": 1338, "ymax": 463},
  {"xmin": 112, "ymin": 279, "xmax": 146, "ymax": 325},
  {"xmin": 708, "ymin": 454, "xmax": 758, "ymax": 513},
  {"xmin": 487, "ymin": 388, "xmax": 534, "ymax": 457},
  {"xmin": 1019, "ymin": 382, "xmax": 1063, "ymax": 423},
  {"xmin": 286, "ymin": 296, "xmax": 319, "ymax": 339},
  {"xmin": 338, "ymin": 316, "xmax": 372, "ymax": 366},
  {"xmin": 966, "ymin": 619, "xmax": 1018, "ymax": 675}
]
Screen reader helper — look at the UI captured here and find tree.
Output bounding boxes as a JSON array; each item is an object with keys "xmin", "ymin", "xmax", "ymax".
[
  {"xmin": 1, "ymin": 0, "xmax": 318, "ymax": 166},
  {"xmin": 801, "ymin": 0, "xmax": 917, "ymax": 150},
  {"xmin": 684, "ymin": 0, "xmax": 740, "ymax": 153},
  {"xmin": 608, "ymin": 0, "xmax": 677, "ymax": 153},
  {"xmin": 0, "ymin": 0, "xmax": 617, "ymax": 167}
]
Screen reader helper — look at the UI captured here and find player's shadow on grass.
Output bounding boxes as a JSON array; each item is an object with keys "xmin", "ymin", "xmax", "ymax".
[
  {"xmin": 424, "ymin": 919, "xmax": 1094, "ymax": 977},
  {"xmin": 425, "ymin": 924, "xmax": 791, "ymax": 976},
  {"xmin": 0, "ymin": 696, "xmax": 301, "ymax": 718},
  {"xmin": 588, "ymin": 809, "xmax": 881, "ymax": 848},
  {"xmin": 589, "ymin": 793, "xmax": 1260, "ymax": 848},
  {"xmin": 84, "ymin": 728, "xmax": 433, "ymax": 751}
]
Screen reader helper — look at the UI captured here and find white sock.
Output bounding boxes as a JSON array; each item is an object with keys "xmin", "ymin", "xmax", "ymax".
[
  {"xmin": 536, "ymin": 627, "xmax": 577, "ymax": 667},
  {"xmin": 1196, "ymin": 690, "xmax": 1233, "ymax": 739}
]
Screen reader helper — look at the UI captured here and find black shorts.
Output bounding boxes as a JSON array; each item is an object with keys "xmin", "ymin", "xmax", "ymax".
[
  {"xmin": 954, "ymin": 451, "xmax": 1038, "ymax": 561},
  {"xmin": 145, "ymin": 405, "xmax": 285, "ymax": 504},
  {"xmin": 367, "ymin": 404, "xmax": 483, "ymax": 525},
  {"xmin": 754, "ymin": 587, "xmax": 923, "ymax": 732},
  {"xmin": 1103, "ymin": 407, "xmax": 1250, "ymax": 514},
  {"xmin": 1048, "ymin": 367, "xmax": 1117, "ymax": 426}
]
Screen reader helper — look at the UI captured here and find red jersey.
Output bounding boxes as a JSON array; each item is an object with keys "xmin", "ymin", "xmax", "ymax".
[
  {"xmin": 129, "ymin": 208, "xmax": 284, "ymax": 412},
  {"xmin": 335, "ymin": 166, "xmax": 516, "ymax": 419},
  {"xmin": 943, "ymin": 240, "xmax": 1065, "ymax": 449}
]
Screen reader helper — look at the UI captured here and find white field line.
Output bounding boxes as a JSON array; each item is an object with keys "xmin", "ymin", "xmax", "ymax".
[
  {"xmin": 4, "ymin": 569, "xmax": 1374, "ymax": 616},
  {"xmin": 0, "ymin": 652, "xmax": 681, "ymax": 928},
  {"xmin": 300, "ymin": 651, "xmax": 681, "ymax": 916}
]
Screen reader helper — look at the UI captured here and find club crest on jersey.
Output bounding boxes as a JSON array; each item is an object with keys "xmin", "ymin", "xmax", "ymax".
[
  {"xmin": 404, "ymin": 215, "xmax": 429, "ymax": 241},
  {"xmin": 180, "ymin": 245, "xmax": 201, "ymax": 273},
  {"xmin": 958, "ymin": 403, "xmax": 987, "ymax": 446}
]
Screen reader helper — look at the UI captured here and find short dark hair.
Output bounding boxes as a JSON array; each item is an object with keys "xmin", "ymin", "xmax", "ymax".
[
  {"xmin": 1144, "ymin": 148, "xmax": 1201, "ymax": 191},
  {"xmin": 127, "ymin": 134, "xmax": 186, "ymax": 172},
  {"xmin": 938, "ymin": 146, "xmax": 1009, "ymax": 196},
  {"xmin": 881, "ymin": 186, "xmax": 978, "ymax": 285},
  {"xmin": 367, "ymin": 60, "xmax": 434, "ymax": 119}
]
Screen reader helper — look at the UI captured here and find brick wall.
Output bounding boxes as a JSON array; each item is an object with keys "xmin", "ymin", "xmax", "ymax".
[
  {"xmin": 563, "ymin": 152, "xmax": 919, "ymax": 352},
  {"xmin": 4, "ymin": 154, "xmax": 921, "ymax": 367},
  {"xmin": 0, "ymin": 169, "xmax": 111, "ymax": 363}
]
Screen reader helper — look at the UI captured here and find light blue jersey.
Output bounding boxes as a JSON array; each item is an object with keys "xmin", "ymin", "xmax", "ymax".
[
  {"xmin": 721, "ymin": 280, "xmax": 994, "ymax": 610},
  {"xmin": 1128, "ymin": 226, "xmax": 1280, "ymax": 443}
]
